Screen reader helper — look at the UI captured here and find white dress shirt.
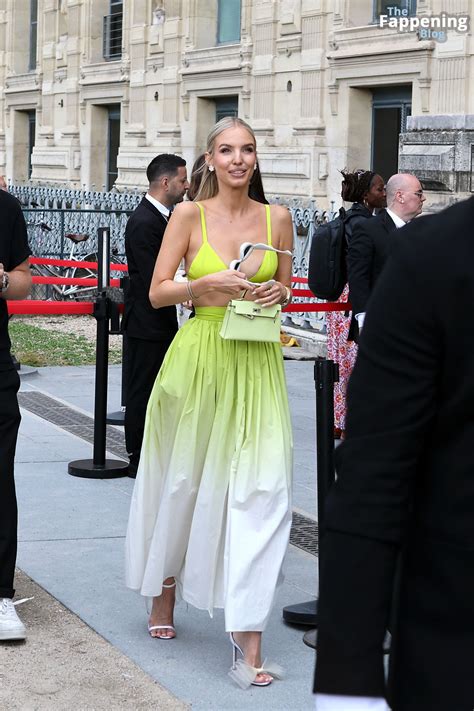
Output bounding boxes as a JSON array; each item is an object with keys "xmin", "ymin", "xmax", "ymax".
[
  {"xmin": 145, "ymin": 193, "xmax": 170, "ymax": 219},
  {"xmin": 385, "ymin": 208, "xmax": 406, "ymax": 229},
  {"xmin": 355, "ymin": 209, "xmax": 405, "ymax": 330},
  {"xmin": 315, "ymin": 694, "xmax": 391, "ymax": 710}
]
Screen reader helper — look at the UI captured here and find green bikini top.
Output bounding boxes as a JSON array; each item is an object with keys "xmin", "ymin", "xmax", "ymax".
[{"xmin": 187, "ymin": 202, "xmax": 278, "ymax": 283}]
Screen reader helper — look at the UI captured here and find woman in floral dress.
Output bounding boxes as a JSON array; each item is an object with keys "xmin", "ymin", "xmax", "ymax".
[{"xmin": 326, "ymin": 170, "xmax": 386, "ymax": 437}]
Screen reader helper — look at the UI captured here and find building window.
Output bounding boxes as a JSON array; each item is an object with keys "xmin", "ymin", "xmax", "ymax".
[
  {"xmin": 103, "ymin": 0, "xmax": 123, "ymax": 60},
  {"xmin": 373, "ymin": 0, "xmax": 417, "ymax": 22},
  {"xmin": 29, "ymin": 0, "xmax": 38, "ymax": 71},
  {"xmin": 371, "ymin": 85, "xmax": 412, "ymax": 180},
  {"xmin": 215, "ymin": 96, "xmax": 239, "ymax": 122},
  {"xmin": 217, "ymin": 0, "xmax": 241, "ymax": 44},
  {"xmin": 107, "ymin": 105, "xmax": 121, "ymax": 190}
]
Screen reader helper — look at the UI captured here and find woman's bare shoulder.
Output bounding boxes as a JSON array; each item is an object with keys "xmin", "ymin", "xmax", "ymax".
[
  {"xmin": 270, "ymin": 204, "xmax": 292, "ymax": 226},
  {"xmin": 173, "ymin": 200, "xmax": 200, "ymax": 216},
  {"xmin": 169, "ymin": 200, "xmax": 201, "ymax": 226}
]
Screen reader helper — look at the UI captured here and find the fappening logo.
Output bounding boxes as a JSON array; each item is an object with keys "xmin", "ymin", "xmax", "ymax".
[{"xmin": 378, "ymin": 6, "xmax": 470, "ymax": 42}]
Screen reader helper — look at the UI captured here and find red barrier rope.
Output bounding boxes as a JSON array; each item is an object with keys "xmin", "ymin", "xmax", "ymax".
[
  {"xmin": 283, "ymin": 302, "xmax": 351, "ymax": 312},
  {"xmin": 12, "ymin": 267, "xmax": 353, "ymax": 315},
  {"xmin": 292, "ymin": 288, "xmax": 313, "ymax": 297},
  {"xmin": 30, "ymin": 256, "xmax": 128, "ymax": 272},
  {"xmin": 9, "ymin": 299, "xmax": 350, "ymax": 315},
  {"xmin": 8, "ymin": 300, "xmax": 95, "ymax": 315}
]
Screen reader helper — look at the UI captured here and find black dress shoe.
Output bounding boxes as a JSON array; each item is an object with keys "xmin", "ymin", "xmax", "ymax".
[{"xmin": 127, "ymin": 463, "xmax": 138, "ymax": 479}]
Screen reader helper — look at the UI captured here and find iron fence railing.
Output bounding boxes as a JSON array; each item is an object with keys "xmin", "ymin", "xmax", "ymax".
[
  {"xmin": 24, "ymin": 209, "xmax": 131, "ymax": 261},
  {"xmin": 282, "ymin": 199, "xmax": 334, "ymax": 332},
  {"xmin": 11, "ymin": 184, "xmax": 141, "ymax": 212},
  {"xmin": 12, "ymin": 184, "xmax": 336, "ymax": 333}
]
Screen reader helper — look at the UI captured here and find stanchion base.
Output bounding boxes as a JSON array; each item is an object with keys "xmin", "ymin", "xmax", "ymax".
[
  {"xmin": 106, "ymin": 410, "xmax": 125, "ymax": 426},
  {"xmin": 303, "ymin": 628, "xmax": 317, "ymax": 649},
  {"xmin": 282, "ymin": 599, "xmax": 317, "ymax": 627},
  {"xmin": 18, "ymin": 365, "xmax": 39, "ymax": 377},
  {"xmin": 68, "ymin": 459, "xmax": 128, "ymax": 479}
]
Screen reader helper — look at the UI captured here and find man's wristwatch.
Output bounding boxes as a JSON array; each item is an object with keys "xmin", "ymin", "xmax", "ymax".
[{"xmin": 0, "ymin": 272, "xmax": 10, "ymax": 293}]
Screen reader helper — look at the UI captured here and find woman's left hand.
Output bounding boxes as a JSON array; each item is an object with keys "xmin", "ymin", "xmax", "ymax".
[{"xmin": 252, "ymin": 280, "xmax": 287, "ymax": 306}]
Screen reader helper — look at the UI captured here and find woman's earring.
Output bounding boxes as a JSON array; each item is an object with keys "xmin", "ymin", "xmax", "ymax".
[
  {"xmin": 208, "ymin": 165, "xmax": 214, "ymax": 172},
  {"xmin": 253, "ymin": 164, "xmax": 257, "ymax": 171}
]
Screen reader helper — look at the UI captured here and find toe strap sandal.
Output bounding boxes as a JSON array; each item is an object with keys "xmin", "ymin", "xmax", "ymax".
[
  {"xmin": 228, "ymin": 658, "xmax": 284, "ymax": 689},
  {"xmin": 147, "ymin": 624, "xmax": 176, "ymax": 639}
]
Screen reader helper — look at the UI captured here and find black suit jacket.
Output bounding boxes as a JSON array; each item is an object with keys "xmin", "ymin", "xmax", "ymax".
[
  {"xmin": 347, "ymin": 209, "xmax": 397, "ymax": 336},
  {"xmin": 314, "ymin": 197, "xmax": 474, "ymax": 710},
  {"xmin": 123, "ymin": 197, "xmax": 178, "ymax": 341}
]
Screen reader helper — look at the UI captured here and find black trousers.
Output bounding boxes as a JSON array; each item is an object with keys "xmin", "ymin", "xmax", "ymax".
[
  {"xmin": 124, "ymin": 336, "xmax": 173, "ymax": 476},
  {"xmin": 0, "ymin": 368, "xmax": 21, "ymax": 599}
]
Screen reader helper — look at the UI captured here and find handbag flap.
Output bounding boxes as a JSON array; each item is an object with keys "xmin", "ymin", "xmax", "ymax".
[{"xmin": 231, "ymin": 301, "xmax": 281, "ymax": 319}]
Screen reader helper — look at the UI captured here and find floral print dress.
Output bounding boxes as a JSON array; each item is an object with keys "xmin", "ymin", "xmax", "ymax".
[{"xmin": 326, "ymin": 283, "xmax": 357, "ymax": 432}]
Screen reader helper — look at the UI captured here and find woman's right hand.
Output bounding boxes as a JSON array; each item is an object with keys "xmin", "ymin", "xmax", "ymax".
[{"xmin": 203, "ymin": 269, "xmax": 250, "ymax": 297}]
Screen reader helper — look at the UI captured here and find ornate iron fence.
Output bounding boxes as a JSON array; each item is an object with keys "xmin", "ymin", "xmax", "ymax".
[
  {"xmin": 282, "ymin": 199, "xmax": 334, "ymax": 332},
  {"xmin": 11, "ymin": 184, "xmax": 141, "ymax": 212},
  {"xmin": 12, "ymin": 185, "xmax": 335, "ymax": 332},
  {"xmin": 24, "ymin": 209, "xmax": 131, "ymax": 261}
]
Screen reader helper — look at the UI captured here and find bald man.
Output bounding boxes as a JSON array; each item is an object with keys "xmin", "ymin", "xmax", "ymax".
[{"xmin": 347, "ymin": 173, "xmax": 425, "ymax": 339}]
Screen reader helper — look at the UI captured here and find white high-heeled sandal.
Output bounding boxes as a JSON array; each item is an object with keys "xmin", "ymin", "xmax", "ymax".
[
  {"xmin": 147, "ymin": 580, "xmax": 176, "ymax": 640},
  {"xmin": 228, "ymin": 633, "xmax": 284, "ymax": 689}
]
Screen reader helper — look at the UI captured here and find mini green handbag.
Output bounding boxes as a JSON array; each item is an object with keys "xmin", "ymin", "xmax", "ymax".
[{"xmin": 220, "ymin": 299, "xmax": 282, "ymax": 343}]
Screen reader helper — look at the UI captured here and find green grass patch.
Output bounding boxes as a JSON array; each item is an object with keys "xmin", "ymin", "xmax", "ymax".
[{"xmin": 9, "ymin": 322, "xmax": 122, "ymax": 367}]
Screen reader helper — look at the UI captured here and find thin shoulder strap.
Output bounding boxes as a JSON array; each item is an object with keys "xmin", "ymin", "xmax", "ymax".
[
  {"xmin": 265, "ymin": 204, "xmax": 272, "ymax": 245},
  {"xmin": 195, "ymin": 202, "xmax": 208, "ymax": 243}
]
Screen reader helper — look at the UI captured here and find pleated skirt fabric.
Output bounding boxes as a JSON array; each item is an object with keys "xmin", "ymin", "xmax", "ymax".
[{"xmin": 125, "ymin": 306, "xmax": 293, "ymax": 631}]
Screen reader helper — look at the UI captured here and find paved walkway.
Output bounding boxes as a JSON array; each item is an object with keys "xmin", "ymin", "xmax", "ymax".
[{"xmin": 5, "ymin": 363, "xmax": 318, "ymax": 710}]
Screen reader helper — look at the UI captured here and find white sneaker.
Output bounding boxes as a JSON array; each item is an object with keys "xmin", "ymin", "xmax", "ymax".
[{"xmin": 0, "ymin": 598, "xmax": 27, "ymax": 640}]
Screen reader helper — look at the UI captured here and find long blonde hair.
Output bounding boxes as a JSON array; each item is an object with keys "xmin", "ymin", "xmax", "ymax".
[{"xmin": 195, "ymin": 117, "xmax": 257, "ymax": 201}]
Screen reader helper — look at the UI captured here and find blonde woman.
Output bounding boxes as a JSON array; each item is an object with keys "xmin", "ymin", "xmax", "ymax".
[{"xmin": 125, "ymin": 117, "xmax": 293, "ymax": 688}]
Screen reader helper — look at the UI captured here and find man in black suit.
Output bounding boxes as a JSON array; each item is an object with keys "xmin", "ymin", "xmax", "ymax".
[
  {"xmin": 123, "ymin": 154, "xmax": 189, "ymax": 477},
  {"xmin": 314, "ymin": 197, "xmax": 474, "ymax": 710},
  {"xmin": 0, "ymin": 190, "xmax": 31, "ymax": 640},
  {"xmin": 347, "ymin": 173, "xmax": 425, "ymax": 339}
]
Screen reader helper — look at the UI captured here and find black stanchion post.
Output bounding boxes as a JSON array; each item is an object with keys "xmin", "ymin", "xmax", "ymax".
[
  {"xmin": 282, "ymin": 358, "xmax": 338, "ymax": 630},
  {"xmin": 68, "ymin": 227, "xmax": 128, "ymax": 479},
  {"xmin": 106, "ymin": 275, "xmax": 129, "ymax": 426},
  {"xmin": 315, "ymin": 358, "xmax": 339, "ymax": 543}
]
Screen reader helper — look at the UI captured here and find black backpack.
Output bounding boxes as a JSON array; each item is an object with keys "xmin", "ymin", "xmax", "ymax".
[{"xmin": 308, "ymin": 207, "xmax": 349, "ymax": 301}]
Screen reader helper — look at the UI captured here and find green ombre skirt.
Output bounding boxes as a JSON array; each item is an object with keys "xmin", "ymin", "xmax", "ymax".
[{"xmin": 125, "ymin": 307, "xmax": 293, "ymax": 631}]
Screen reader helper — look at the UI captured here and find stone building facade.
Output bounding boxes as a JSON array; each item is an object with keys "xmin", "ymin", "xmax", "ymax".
[{"xmin": 0, "ymin": 0, "xmax": 473, "ymax": 209}]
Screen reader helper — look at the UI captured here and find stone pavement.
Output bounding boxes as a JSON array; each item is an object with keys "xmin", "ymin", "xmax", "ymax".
[
  {"xmin": 0, "ymin": 570, "xmax": 187, "ymax": 711},
  {"xmin": 4, "ymin": 362, "xmax": 318, "ymax": 710}
]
